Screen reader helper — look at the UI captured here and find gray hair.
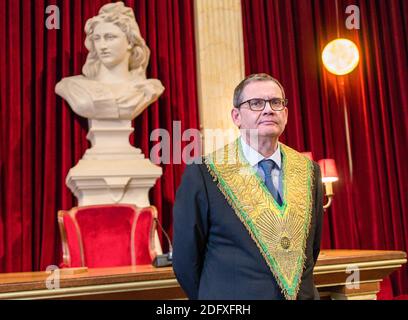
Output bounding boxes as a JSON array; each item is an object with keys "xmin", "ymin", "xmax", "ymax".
[
  {"xmin": 82, "ymin": 2, "xmax": 150, "ymax": 79},
  {"xmin": 233, "ymin": 73, "xmax": 286, "ymax": 107}
]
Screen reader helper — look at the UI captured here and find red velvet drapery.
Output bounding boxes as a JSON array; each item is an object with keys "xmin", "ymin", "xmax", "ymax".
[
  {"xmin": 1, "ymin": 0, "xmax": 406, "ymax": 298},
  {"xmin": 0, "ymin": 0, "xmax": 199, "ymax": 272},
  {"xmin": 242, "ymin": 0, "xmax": 408, "ymax": 295}
]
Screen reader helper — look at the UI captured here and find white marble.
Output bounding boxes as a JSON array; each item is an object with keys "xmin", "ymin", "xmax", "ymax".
[
  {"xmin": 55, "ymin": 2, "xmax": 164, "ymax": 252},
  {"xmin": 55, "ymin": 3, "xmax": 164, "ymax": 120}
]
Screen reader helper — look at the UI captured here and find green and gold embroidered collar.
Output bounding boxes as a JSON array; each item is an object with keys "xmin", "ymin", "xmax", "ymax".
[{"xmin": 204, "ymin": 139, "xmax": 314, "ymax": 300}]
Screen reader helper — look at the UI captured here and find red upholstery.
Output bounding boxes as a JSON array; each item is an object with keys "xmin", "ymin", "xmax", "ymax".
[
  {"xmin": 134, "ymin": 207, "xmax": 156, "ymax": 265},
  {"xmin": 60, "ymin": 214, "xmax": 82, "ymax": 267},
  {"xmin": 58, "ymin": 204, "xmax": 159, "ymax": 268}
]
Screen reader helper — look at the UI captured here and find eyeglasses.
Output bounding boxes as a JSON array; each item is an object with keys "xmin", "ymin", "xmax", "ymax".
[{"xmin": 237, "ymin": 98, "xmax": 288, "ymax": 111}]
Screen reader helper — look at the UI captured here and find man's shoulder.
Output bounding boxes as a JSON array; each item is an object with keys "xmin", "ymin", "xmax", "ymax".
[
  {"xmin": 280, "ymin": 144, "xmax": 315, "ymax": 163},
  {"xmin": 182, "ymin": 159, "xmax": 208, "ymax": 176},
  {"xmin": 182, "ymin": 159, "xmax": 221, "ymax": 187},
  {"xmin": 279, "ymin": 144, "xmax": 321, "ymax": 179}
]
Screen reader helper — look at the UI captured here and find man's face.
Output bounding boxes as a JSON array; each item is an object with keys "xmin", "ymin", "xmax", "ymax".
[
  {"xmin": 93, "ymin": 22, "xmax": 130, "ymax": 69},
  {"xmin": 231, "ymin": 80, "xmax": 288, "ymax": 138}
]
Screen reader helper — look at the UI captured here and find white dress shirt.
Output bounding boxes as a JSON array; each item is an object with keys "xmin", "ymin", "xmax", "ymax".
[{"xmin": 240, "ymin": 136, "xmax": 282, "ymax": 195}]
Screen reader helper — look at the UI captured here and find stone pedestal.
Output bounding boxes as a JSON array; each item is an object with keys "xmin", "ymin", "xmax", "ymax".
[
  {"xmin": 66, "ymin": 119, "xmax": 163, "ymax": 253},
  {"xmin": 83, "ymin": 119, "xmax": 144, "ymax": 160},
  {"xmin": 66, "ymin": 159, "xmax": 162, "ymax": 207},
  {"xmin": 66, "ymin": 120, "xmax": 162, "ymax": 207},
  {"xmin": 66, "ymin": 120, "xmax": 162, "ymax": 208}
]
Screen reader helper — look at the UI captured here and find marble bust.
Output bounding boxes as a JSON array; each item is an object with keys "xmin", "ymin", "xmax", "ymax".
[{"xmin": 55, "ymin": 2, "xmax": 164, "ymax": 120}]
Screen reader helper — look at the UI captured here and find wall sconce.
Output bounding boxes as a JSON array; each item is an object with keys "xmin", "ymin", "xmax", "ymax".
[
  {"xmin": 318, "ymin": 159, "xmax": 339, "ymax": 210},
  {"xmin": 302, "ymin": 153, "xmax": 339, "ymax": 210}
]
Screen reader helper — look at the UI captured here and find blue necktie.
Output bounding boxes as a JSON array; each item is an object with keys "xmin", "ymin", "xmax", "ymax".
[{"xmin": 258, "ymin": 159, "xmax": 282, "ymax": 205}]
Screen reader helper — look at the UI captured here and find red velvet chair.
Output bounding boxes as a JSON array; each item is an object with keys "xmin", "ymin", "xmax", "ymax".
[{"xmin": 58, "ymin": 204, "xmax": 160, "ymax": 268}]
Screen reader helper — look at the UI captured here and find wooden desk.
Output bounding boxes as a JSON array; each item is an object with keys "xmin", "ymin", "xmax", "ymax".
[
  {"xmin": 0, "ymin": 250, "xmax": 406, "ymax": 300},
  {"xmin": 0, "ymin": 265, "xmax": 184, "ymax": 300},
  {"xmin": 314, "ymin": 249, "xmax": 407, "ymax": 300}
]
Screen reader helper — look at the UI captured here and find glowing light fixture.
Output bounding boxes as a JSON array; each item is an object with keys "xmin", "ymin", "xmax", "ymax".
[
  {"xmin": 318, "ymin": 159, "xmax": 339, "ymax": 210},
  {"xmin": 322, "ymin": 38, "xmax": 359, "ymax": 75},
  {"xmin": 302, "ymin": 152, "xmax": 339, "ymax": 211}
]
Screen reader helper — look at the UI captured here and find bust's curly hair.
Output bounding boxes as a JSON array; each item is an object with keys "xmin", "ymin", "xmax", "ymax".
[{"xmin": 82, "ymin": 2, "xmax": 150, "ymax": 78}]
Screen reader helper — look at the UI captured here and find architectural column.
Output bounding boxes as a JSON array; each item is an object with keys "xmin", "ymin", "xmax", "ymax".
[{"xmin": 194, "ymin": 0, "xmax": 245, "ymax": 153}]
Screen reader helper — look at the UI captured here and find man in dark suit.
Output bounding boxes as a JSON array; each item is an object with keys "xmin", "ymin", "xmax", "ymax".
[{"xmin": 173, "ymin": 73, "xmax": 324, "ymax": 300}]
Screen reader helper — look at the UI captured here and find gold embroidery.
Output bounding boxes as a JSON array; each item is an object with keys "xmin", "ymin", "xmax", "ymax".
[{"xmin": 204, "ymin": 139, "xmax": 314, "ymax": 299}]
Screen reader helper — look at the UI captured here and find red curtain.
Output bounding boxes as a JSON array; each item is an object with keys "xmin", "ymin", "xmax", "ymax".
[
  {"xmin": 0, "ymin": 0, "xmax": 199, "ymax": 272},
  {"xmin": 242, "ymin": 0, "xmax": 408, "ymax": 295}
]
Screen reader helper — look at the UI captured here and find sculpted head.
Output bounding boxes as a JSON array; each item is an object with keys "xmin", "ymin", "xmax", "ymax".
[{"xmin": 82, "ymin": 2, "xmax": 150, "ymax": 78}]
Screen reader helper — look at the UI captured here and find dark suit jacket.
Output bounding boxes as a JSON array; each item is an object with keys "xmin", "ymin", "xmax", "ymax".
[{"xmin": 172, "ymin": 160, "xmax": 324, "ymax": 300}]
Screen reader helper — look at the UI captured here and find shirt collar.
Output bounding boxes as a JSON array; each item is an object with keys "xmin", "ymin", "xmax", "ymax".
[{"xmin": 240, "ymin": 136, "xmax": 281, "ymax": 169}]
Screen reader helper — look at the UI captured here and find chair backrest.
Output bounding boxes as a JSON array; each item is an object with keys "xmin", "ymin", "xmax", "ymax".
[{"xmin": 58, "ymin": 204, "xmax": 159, "ymax": 268}]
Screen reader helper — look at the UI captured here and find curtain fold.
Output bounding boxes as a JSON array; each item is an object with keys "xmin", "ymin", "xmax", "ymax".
[
  {"xmin": 242, "ymin": 0, "xmax": 408, "ymax": 295},
  {"xmin": 1, "ymin": 0, "xmax": 406, "ymax": 298},
  {"xmin": 0, "ymin": 0, "xmax": 199, "ymax": 272}
]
